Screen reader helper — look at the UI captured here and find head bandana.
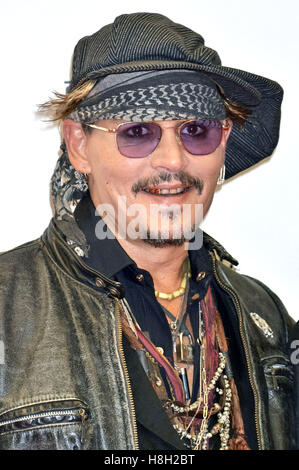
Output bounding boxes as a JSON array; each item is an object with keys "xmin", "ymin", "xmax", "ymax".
[{"xmin": 67, "ymin": 70, "xmax": 227, "ymax": 123}]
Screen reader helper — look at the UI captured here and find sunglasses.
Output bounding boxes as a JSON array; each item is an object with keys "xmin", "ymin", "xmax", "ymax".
[{"xmin": 86, "ymin": 119, "xmax": 230, "ymax": 158}]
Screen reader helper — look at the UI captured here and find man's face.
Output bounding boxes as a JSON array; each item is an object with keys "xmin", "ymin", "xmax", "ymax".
[{"xmin": 69, "ymin": 119, "xmax": 231, "ymax": 245}]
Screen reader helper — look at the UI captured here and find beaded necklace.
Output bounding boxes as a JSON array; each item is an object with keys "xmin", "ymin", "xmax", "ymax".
[{"xmin": 163, "ymin": 287, "xmax": 233, "ymax": 450}]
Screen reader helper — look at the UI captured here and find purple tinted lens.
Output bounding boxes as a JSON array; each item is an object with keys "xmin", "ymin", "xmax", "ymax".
[
  {"xmin": 180, "ymin": 120, "xmax": 222, "ymax": 155},
  {"xmin": 116, "ymin": 122, "xmax": 162, "ymax": 158}
]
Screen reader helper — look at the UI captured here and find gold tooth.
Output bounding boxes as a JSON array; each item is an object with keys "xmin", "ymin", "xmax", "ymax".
[{"xmin": 145, "ymin": 187, "xmax": 188, "ymax": 195}]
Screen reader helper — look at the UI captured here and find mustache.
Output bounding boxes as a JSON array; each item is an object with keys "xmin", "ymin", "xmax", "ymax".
[{"xmin": 132, "ymin": 171, "xmax": 204, "ymax": 195}]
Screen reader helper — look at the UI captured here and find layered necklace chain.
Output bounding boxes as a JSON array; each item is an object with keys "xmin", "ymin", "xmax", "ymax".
[
  {"xmin": 159, "ymin": 267, "xmax": 233, "ymax": 450},
  {"xmin": 154, "ymin": 258, "xmax": 233, "ymax": 450},
  {"xmin": 119, "ymin": 256, "xmax": 241, "ymax": 451},
  {"xmin": 169, "ymin": 345, "xmax": 232, "ymax": 450}
]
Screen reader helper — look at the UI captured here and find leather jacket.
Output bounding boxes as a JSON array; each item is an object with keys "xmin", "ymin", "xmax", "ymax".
[{"xmin": 0, "ymin": 219, "xmax": 296, "ymax": 450}]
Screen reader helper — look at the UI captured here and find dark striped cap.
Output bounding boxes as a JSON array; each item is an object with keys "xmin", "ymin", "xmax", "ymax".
[{"xmin": 67, "ymin": 12, "xmax": 283, "ymax": 179}]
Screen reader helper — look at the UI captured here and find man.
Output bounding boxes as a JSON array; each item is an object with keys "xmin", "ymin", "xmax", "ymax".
[{"xmin": 0, "ymin": 12, "xmax": 296, "ymax": 450}]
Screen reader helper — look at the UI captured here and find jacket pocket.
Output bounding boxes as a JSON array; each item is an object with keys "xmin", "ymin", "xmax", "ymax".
[
  {"xmin": 264, "ymin": 360, "xmax": 294, "ymax": 396},
  {"xmin": 0, "ymin": 398, "xmax": 89, "ymax": 450},
  {"xmin": 262, "ymin": 357, "xmax": 295, "ymax": 449}
]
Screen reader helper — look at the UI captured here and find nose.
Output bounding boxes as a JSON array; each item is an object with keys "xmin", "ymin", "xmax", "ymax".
[{"xmin": 149, "ymin": 126, "xmax": 188, "ymax": 173}]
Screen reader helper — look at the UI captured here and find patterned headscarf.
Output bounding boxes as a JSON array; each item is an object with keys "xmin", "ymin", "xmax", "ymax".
[{"xmin": 67, "ymin": 70, "xmax": 226, "ymax": 123}]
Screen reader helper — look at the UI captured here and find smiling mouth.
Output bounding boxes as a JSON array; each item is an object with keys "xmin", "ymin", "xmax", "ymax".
[{"xmin": 143, "ymin": 186, "xmax": 191, "ymax": 196}]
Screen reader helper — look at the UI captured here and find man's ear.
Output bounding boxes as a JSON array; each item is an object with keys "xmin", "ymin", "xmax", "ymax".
[
  {"xmin": 63, "ymin": 119, "xmax": 91, "ymax": 174},
  {"xmin": 223, "ymin": 119, "xmax": 233, "ymax": 145}
]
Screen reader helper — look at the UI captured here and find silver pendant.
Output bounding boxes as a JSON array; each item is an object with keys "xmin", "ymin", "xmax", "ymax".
[{"xmin": 174, "ymin": 333, "xmax": 194, "ymax": 364}]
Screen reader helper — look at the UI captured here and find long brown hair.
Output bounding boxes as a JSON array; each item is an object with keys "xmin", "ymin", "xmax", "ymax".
[{"xmin": 38, "ymin": 79, "xmax": 97, "ymax": 122}]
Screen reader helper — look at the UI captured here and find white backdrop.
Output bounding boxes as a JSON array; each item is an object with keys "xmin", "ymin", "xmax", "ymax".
[{"xmin": 1, "ymin": 0, "xmax": 298, "ymax": 320}]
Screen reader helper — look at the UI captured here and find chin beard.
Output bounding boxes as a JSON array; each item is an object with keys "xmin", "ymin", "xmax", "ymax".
[
  {"xmin": 140, "ymin": 227, "xmax": 196, "ymax": 248},
  {"xmin": 142, "ymin": 236, "xmax": 186, "ymax": 248}
]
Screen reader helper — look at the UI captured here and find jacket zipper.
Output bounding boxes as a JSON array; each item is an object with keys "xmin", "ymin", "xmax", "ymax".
[
  {"xmin": 78, "ymin": 408, "xmax": 88, "ymax": 443},
  {"xmin": 0, "ymin": 407, "xmax": 87, "ymax": 427},
  {"xmin": 115, "ymin": 301, "xmax": 139, "ymax": 450},
  {"xmin": 210, "ymin": 252, "xmax": 262, "ymax": 450}
]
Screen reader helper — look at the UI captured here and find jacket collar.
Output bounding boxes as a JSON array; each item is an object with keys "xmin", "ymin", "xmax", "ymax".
[
  {"xmin": 73, "ymin": 192, "xmax": 228, "ymax": 280},
  {"xmin": 45, "ymin": 192, "xmax": 238, "ymax": 299}
]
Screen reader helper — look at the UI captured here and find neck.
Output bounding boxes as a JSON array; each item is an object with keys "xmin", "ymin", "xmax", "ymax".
[{"xmin": 117, "ymin": 236, "xmax": 188, "ymax": 293}]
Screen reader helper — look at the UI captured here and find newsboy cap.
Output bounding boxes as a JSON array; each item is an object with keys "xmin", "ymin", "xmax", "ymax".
[{"xmin": 66, "ymin": 12, "xmax": 283, "ymax": 180}]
